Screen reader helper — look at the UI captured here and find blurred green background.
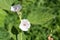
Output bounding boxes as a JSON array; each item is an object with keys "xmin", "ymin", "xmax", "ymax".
[{"xmin": 0, "ymin": 0, "xmax": 60, "ymax": 40}]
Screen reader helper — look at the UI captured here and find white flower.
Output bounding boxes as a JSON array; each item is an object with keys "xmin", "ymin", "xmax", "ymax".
[
  {"xmin": 11, "ymin": 4, "xmax": 22, "ymax": 12},
  {"xmin": 19, "ymin": 19, "xmax": 31, "ymax": 31}
]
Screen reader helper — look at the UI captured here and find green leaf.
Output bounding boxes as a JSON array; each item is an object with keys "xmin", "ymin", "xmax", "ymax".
[
  {"xmin": 57, "ymin": 10, "xmax": 60, "ymax": 26},
  {"xmin": 27, "ymin": 7, "xmax": 55, "ymax": 25},
  {"xmin": 0, "ymin": 28, "xmax": 10, "ymax": 40},
  {"xmin": 18, "ymin": 32, "xmax": 26, "ymax": 40},
  {"xmin": 0, "ymin": 0, "xmax": 17, "ymax": 10},
  {"xmin": 0, "ymin": 9, "xmax": 7, "ymax": 27},
  {"xmin": 7, "ymin": 23, "xmax": 17, "ymax": 40}
]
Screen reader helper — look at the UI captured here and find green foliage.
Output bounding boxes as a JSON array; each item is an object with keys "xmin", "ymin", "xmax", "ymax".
[
  {"xmin": 0, "ymin": 0, "xmax": 18, "ymax": 10},
  {"xmin": 27, "ymin": 8, "xmax": 55, "ymax": 25},
  {"xmin": 0, "ymin": 9, "xmax": 7, "ymax": 27},
  {"xmin": 0, "ymin": 0, "xmax": 60, "ymax": 40},
  {"xmin": 0, "ymin": 28, "xmax": 10, "ymax": 40}
]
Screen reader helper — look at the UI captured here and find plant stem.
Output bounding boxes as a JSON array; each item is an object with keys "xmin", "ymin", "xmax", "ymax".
[
  {"xmin": 17, "ymin": 12, "xmax": 22, "ymax": 21},
  {"xmin": 21, "ymin": 32, "xmax": 22, "ymax": 40},
  {"xmin": 16, "ymin": 34, "xmax": 18, "ymax": 40},
  {"xmin": 17, "ymin": 11, "xmax": 22, "ymax": 40}
]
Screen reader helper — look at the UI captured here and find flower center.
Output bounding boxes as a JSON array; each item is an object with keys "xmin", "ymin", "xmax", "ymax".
[
  {"xmin": 23, "ymin": 24, "xmax": 26, "ymax": 26},
  {"xmin": 14, "ymin": 7, "xmax": 17, "ymax": 10}
]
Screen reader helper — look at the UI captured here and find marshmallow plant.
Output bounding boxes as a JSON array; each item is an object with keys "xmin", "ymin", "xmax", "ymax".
[
  {"xmin": 11, "ymin": 4, "xmax": 31, "ymax": 40},
  {"xmin": 11, "ymin": 4, "xmax": 31, "ymax": 31}
]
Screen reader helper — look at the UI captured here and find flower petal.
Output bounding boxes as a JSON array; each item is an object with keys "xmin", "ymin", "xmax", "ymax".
[
  {"xmin": 19, "ymin": 19, "xmax": 31, "ymax": 31},
  {"xmin": 11, "ymin": 4, "xmax": 22, "ymax": 12}
]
